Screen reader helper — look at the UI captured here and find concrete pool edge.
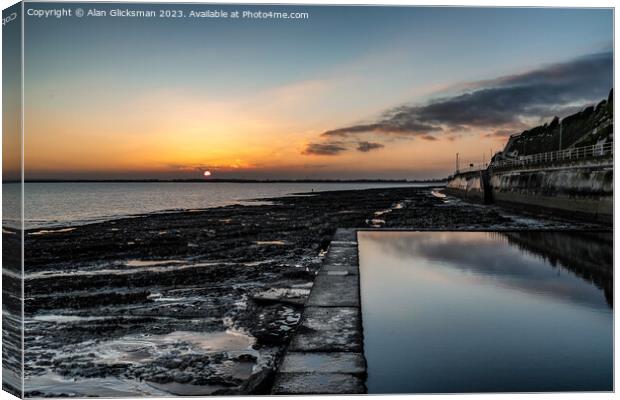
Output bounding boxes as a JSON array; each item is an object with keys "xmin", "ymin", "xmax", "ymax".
[{"xmin": 271, "ymin": 228, "xmax": 367, "ymax": 394}]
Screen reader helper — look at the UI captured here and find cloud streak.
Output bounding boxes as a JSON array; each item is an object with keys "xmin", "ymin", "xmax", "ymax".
[
  {"xmin": 356, "ymin": 141, "xmax": 385, "ymax": 152},
  {"xmin": 302, "ymin": 142, "xmax": 347, "ymax": 156}
]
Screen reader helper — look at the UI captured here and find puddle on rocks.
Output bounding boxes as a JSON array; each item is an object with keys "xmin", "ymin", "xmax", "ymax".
[
  {"xmin": 430, "ymin": 189, "xmax": 446, "ymax": 198},
  {"xmin": 25, "ymin": 330, "xmax": 260, "ymax": 397},
  {"xmin": 25, "ymin": 260, "xmax": 230, "ymax": 280},
  {"xmin": 28, "ymin": 228, "xmax": 77, "ymax": 236},
  {"xmin": 91, "ymin": 330, "xmax": 256, "ymax": 365},
  {"xmin": 252, "ymin": 288, "xmax": 310, "ymax": 306},
  {"xmin": 30, "ymin": 315, "xmax": 122, "ymax": 324},
  {"xmin": 366, "ymin": 201, "xmax": 406, "ymax": 227},
  {"xmin": 255, "ymin": 240, "xmax": 287, "ymax": 245},
  {"xmin": 125, "ymin": 259, "xmax": 186, "ymax": 267}
]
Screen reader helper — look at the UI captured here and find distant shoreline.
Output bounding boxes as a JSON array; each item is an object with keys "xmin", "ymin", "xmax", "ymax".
[{"xmin": 10, "ymin": 178, "xmax": 448, "ymax": 184}]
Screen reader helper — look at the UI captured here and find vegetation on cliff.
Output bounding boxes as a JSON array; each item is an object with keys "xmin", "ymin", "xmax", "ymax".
[{"xmin": 502, "ymin": 89, "xmax": 613, "ymax": 157}]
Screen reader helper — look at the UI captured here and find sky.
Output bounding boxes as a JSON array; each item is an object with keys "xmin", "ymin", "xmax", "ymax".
[
  {"xmin": 21, "ymin": 4, "xmax": 613, "ymax": 180},
  {"xmin": 3, "ymin": 2, "xmax": 21, "ymax": 182}
]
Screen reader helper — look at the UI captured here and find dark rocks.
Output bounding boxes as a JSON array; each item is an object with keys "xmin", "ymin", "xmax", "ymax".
[
  {"xmin": 173, "ymin": 372, "xmax": 192, "ymax": 384},
  {"xmin": 21, "ymin": 187, "xmax": 597, "ymax": 396}
]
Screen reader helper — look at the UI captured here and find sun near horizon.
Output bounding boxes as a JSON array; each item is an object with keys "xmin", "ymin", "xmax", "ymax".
[{"xmin": 19, "ymin": 5, "xmax": 612, "ymax": 181}]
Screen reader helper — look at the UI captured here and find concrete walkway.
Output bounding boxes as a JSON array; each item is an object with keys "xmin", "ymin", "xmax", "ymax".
[{"xmin": 271, "ymin": 228, "xmax": 366, "ymax": 394}]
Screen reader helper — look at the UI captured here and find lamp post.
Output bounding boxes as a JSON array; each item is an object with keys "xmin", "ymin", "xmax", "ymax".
[{"xmin": 559, "ymin": 120, "xmax": 563, "ymax": 151}]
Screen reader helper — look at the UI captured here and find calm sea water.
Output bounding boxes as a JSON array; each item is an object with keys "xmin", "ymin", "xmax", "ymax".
[
  {"xmin": 359, "ymin": 231, "xmax": 613, "ymax": 393},
  {"xmin": 3, "ymin": 182, "xmax": 432, "ymax": 229}
]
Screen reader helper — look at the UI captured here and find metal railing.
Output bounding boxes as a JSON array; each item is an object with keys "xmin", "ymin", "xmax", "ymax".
[
  {"xmin": 491, "ymin": 141, "xmax": 613, "ymax": 170},
  {"xmin": 455, "ymin": 165, "xmax": 487, "ymax": 174}
]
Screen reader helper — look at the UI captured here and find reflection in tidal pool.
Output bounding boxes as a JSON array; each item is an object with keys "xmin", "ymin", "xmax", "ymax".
[{"xmin": 358, "ymin": 231, "xmax": 612, "ymax": 393}]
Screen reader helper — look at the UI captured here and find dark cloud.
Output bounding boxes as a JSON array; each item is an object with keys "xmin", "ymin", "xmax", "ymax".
[
  {"xmin": 302, "ymin": 142, "xmax": 347, "ymax": 156},
  {"xmin": 320, "ymin": 52, "xmax": 613, "ymax": 138},
  {"xmin": 356, "ymin": 141, "xmax": 385, "ymax": 152},
  {"xmin": 420, "ymin": 135, "xmax": 438, "ymax": 141},
  {"xmin": 167, "ymin": 163, "xmax": 215, "ymax": 172},
  {"xmin": 322, "ymin": 121, "xmax": 440, "ymax": 138}
]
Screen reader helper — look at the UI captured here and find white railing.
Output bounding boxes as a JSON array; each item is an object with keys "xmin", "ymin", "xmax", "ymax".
[{"xmin": 491, "ymin": 141, "xmax": 613, "ymax": 170}]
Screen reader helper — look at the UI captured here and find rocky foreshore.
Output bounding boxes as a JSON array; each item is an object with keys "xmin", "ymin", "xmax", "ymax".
[{"xmin": 15, "ymin": 186, "xmax": 608, "ymax": 397}]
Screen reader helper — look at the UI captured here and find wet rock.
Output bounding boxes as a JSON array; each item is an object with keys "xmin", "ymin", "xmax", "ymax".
[
  {"xmin": 234, "ymin": 354, "xmax": 257, "ymax": 362},
  {"xmin": 173, "ymin": 372, "xmax": 192, "ymax": 383},
  {"xmin": 149, "ymin": 373, "xmax": 174, "ymax": 384},
  {"xmin": 21, "ymin": 187, "xmax": 599, "ymax": 396}
]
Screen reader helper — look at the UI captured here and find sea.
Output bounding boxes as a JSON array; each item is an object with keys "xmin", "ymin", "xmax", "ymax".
[{"xmin": 3, "ymin": 181, "xmax": 437, "ymax": 229}]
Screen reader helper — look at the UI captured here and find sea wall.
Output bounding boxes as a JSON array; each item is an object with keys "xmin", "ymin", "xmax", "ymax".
[
  {"xmin": 444, "ymin": 170, "xmax": 488, "ymax": 203},
  {"xmin": 447, "ymin": 162, "xmax": 613, "ymax": 223}
]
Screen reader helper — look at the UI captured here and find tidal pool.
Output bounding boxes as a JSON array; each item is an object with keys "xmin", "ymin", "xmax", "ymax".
[{"xmin": 358, "ymin": 231, "xmax": 612, "ymax": 393}]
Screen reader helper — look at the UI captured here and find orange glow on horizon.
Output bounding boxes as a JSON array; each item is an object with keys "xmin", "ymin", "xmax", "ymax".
[{"xmin": 23, "ymin": 85, "xmax": 509, "ymax": 179}]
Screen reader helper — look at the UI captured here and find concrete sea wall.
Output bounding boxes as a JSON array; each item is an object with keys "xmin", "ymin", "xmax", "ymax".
[
  {"xmin": 445, "ymin": 170, "xmax": 490, "ymax": 203},
  {"xmin": 447, "ymin": 162, "xmax": 613, "ymax": 223}
]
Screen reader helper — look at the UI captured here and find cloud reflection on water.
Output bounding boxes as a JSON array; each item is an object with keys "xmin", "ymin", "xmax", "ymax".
[{"xmin": 360, "ymin": 231, "xmax": 612, "ymax": 309}]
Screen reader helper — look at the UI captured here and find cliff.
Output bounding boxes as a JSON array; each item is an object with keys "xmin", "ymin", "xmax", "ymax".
[{"xmin": 499, "ymin": 89, "xmax": 613, "ymax": 159}]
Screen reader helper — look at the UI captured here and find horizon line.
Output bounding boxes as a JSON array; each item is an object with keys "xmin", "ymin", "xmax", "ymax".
[{"xmin": 6, "ymin": 178, "xmax": 449, "ymax": 184}]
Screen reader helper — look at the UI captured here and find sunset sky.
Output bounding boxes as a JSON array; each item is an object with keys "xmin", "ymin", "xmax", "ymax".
[{"xmin": 23, "ymin": 5, "xmax": 613, "ymax": 180}]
